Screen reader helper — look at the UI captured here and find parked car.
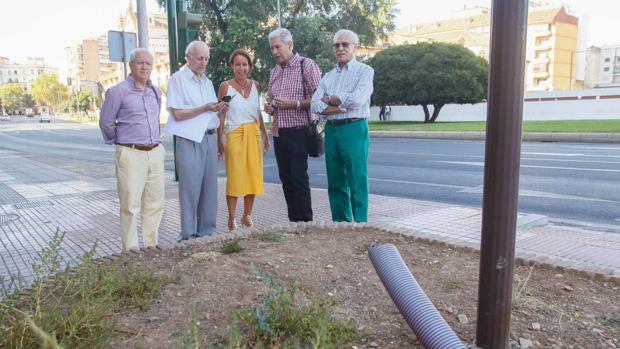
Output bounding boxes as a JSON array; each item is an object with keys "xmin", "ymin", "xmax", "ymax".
[
  {"xmin": 39, "ymin": 112, "xmax": 51, "ymax": 123},
  {"xmin": 26, "ymin": 108, "xmax": 34, "ymax": 117},
  {"xmin": 0, "ymin": 114, "xmax": 10, "ymax": 122}
]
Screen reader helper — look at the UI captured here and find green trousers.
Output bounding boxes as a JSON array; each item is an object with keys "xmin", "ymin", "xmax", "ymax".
[{"xmin": 325, "ymin": 119, "xmax": 370, "ymax": 222}]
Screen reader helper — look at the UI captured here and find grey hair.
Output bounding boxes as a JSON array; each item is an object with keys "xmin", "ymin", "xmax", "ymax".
[
  {"xmin": 333, "ymin": 29, "xmax": 359, "ymax": 46},
  {"xmin": 129, "ymin": 48, "xmax": 153, "ymax": 63},
  {"xmin": 185, "ymin": 40, "xmax": 210, "ymax": 57},
  {"xmin": 268, "ymin": 28, "xmax": 293, "ymax": 45}
]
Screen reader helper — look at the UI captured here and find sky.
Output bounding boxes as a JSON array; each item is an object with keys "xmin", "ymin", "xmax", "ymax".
[{"xmin": 1, "ymin": 0, "xmax": 619, "ymax": 79}]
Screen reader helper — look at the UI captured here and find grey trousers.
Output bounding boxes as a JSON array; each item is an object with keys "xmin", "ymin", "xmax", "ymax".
[{"xmin": 176, "ymin": 132, "xmax": 218, "ymax": 239}]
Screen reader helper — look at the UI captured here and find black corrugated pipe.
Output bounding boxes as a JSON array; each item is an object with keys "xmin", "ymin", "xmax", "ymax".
[{"xmin": 368, "ymin": 244, "xmax": 465, "ymax": 349}]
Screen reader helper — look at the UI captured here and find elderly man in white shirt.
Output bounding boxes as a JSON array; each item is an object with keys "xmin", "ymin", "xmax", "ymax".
[
  {"xmin": 311, "ymin": 29, "xmax": 374, "ymax": 223},
  {"xmin": 166, "ymin": 41, "xmax": 229, "ymax": 240}
]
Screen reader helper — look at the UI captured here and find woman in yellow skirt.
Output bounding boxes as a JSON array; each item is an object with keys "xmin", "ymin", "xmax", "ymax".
[{"xmin": 217, "ymin": 49, "xmax": 269, "ymax": 230}]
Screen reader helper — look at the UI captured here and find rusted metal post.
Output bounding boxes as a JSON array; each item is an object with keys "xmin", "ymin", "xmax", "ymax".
[{"xmin": 476, "ymin": 0, "xmax": 529, "ymax": 348}]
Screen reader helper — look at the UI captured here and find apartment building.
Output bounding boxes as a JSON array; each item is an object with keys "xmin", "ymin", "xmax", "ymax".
[
  {"xmin": 0, "ymin": 56, "xmax": 58, "ymax": 93},
  {"xmin": 64, "ymin": 35, "xmax": 113, "ymax": 97},
  {"xmin": 390, "ymin": 6, "xmax": 579, "ymax": 91},
  {"xmin": 573, "ymin": 45, "xmax": 620, "ymax": 88}
]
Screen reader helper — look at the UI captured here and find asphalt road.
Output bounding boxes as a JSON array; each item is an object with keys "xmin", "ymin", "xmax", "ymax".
[{"xmin": 1, "ymin": 116, "xmax": 619, "ymax": 232}]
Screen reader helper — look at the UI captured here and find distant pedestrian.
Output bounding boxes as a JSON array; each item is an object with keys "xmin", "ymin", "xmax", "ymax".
[
  {"xmin": 379, "ymin": 105, "xmax": 386, "ymax": 121},
  {"xmin": 264, "ymin": 28, "xmax": 322, "ymax": 222},
  {"xmin": 99, "ymin": 48, "xmax": 165, "ymax": 251},
  {"xmin": 311, "ymin": 29, "xmax": 374, "ymax": 222},
  {"xmin": 165, "ymin": 40, "xmax": 229, "ymax": 241}
]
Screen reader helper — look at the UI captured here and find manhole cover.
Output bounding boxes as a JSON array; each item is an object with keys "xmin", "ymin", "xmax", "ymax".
[
  {"xmin": 0, "ymin": 214, "xmax": 20, "ymax": 225},
  {"xmin": 14, "ymin": 201, "xmax": 55, "ymax": 209}
]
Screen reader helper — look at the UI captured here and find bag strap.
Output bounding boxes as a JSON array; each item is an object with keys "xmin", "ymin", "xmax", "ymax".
[
  {"xmin": 299, "ymin": 58, "xmax": 312, "ymax": 125},
  {"xmin": 150, "ymin": 84, "xmax": 162, "ymax": 140}
]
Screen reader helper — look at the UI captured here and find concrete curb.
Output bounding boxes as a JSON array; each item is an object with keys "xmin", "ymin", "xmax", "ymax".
[
  {"xmin": 370, "ymin": 130, "xmax": 620, "ymax": 143},
  {"xmin": 107, "ymin": 221, "xmax": 619, "ymax": 284}
]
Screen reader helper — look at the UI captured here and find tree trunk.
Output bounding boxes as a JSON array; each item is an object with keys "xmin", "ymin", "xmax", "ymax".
[
  {"xmin": 429, "ymin": 103, "xmax": 444, "ymax": 123},
  {"xmin": 422, "ymin": 104, "xmax": 431, "ymax": 123}
]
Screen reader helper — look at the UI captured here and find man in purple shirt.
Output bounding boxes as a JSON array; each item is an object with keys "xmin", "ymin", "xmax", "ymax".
[{"xmin": 99, "ymin": 48, "xmax": 165, "ymax": 251}]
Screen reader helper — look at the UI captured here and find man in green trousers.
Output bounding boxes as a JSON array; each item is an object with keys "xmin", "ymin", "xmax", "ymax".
[{"xmin": 311, "ymin": 29, "xmax": 374, "ymax": 222}]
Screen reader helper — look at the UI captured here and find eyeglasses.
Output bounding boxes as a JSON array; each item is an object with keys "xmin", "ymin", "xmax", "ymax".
[{"xmin": 332, "ymin": 42, "xmax": 353, "ymax": 49}]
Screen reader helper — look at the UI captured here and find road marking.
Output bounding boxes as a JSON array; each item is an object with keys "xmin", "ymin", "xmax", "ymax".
[
  {"xmin": 316, "ymin": 173, "xmax": 470, "ymax": 189},
  {"xmin": 522, "ymin": 152, "xmax": 584, "ymax": 157},
  {"xmin": 522, "ymin": 157, "xmax": 620, "ymax": 165},
  {"xmin": 436, "ymin": 161, "xmax": 620, "ymax": 173},
  {"xmin": 459, "ymin": 185, "xmax": 619, "ymax": 203}
]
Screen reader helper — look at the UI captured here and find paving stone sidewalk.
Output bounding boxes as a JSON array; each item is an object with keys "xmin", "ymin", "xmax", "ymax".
[{"xmin": 1, "ymin": 148, "xmax": 619, "ymax": 295}]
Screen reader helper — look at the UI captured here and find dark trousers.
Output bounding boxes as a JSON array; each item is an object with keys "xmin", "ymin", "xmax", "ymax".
[{"xmin": 273, "ymin": 127, "xmax": 313, "ymax": 222}]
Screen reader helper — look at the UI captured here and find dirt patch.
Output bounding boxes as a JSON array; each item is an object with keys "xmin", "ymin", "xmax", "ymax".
[{"xmin": 110, "ymin": 226, "xmax": 620, "ymax": 348}]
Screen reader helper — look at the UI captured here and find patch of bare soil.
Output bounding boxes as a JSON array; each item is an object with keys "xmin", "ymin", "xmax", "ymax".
[{"xmin": 110, "ymin": 227, "xmax": 620, "ymax": 348}]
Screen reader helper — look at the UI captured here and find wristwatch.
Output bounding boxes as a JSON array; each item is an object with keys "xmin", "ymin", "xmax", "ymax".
[{"xmin": 296, "ymin": 100, "xmax": 301, "ymax": 111}]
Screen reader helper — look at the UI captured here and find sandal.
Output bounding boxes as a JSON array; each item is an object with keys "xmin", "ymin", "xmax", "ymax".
[
  {"xmin": 241, "ymin": 215, "xmax": 253, "ymax": 228},
  {"xmin": 228, "ymin": 217, "xmax": 237, "ymax": 231}
]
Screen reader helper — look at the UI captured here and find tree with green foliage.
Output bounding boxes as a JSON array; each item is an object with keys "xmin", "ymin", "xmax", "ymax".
[
  {"xmin": 0, "ymin": 83, "xmax": 25, "ymax": 113},
  {"xmin": 22, "ymin": 93, "xmax": 36, "ymax": 108},
  {"xmin": 30, "ymin": 74, "xmax": 68, "ymax": 112},
  {"xmin": 157, "ymin": 0, "xmax": 397, "ymax": 86},
  {"xmin": 370, "ymin": 43, "xmax": 488, "ymax": 123},
  {"xmin": 65, "ymin": 91, "xmax": 95, "ymax": 113}
]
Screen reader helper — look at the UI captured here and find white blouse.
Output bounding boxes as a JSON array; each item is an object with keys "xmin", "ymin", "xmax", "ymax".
[{"xmin": 224, "ymin": 81, "xmax": 260, "ymax": 134}]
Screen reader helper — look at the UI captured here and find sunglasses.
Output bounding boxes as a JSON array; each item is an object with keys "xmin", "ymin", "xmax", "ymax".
[{"xmin": 332, "ymin": 42, "xmax": 353, "ymax": 49}]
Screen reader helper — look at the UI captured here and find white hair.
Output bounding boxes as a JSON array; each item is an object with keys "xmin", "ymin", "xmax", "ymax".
[
  {"xmin": 185, "ymin": 40, "xmax": 210, "ymax": 57},
  {"xmin": 333, "ymin": 29, "xmax": 359, "ymax": 46},
  {"xmin": 268, "ymin": 28, "xmax": 293, "ymax": 45},
  {"xmin": 129, "ymin": 48, "xmax": 153, "ymax": 63}
]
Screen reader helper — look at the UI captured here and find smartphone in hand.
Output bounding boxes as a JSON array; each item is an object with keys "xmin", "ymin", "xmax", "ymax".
[{"xmin": 221, "ymin": 95, "xmax": 235, "ymax": 102}]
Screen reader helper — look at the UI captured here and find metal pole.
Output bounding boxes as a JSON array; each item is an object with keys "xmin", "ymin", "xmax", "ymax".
[
  {"xmin": 475, "ymin": 0, "xmax": 528, "ymax": 348},
  {"xmin": 137, "ymin": 0, "xmax": 149, "ymax": 48},
  {"xmin": 166, "ymin": 0, "xmax": 180, "ymax": 181},
  {"xmin": 277, "ymin": 0, "xmax": 281, "ymax": 27}
]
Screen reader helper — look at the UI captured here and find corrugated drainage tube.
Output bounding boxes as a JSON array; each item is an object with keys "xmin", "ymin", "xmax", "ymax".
[{"xmin": 368, "ymin": 243, "xmax": 465, "ymax": 349}]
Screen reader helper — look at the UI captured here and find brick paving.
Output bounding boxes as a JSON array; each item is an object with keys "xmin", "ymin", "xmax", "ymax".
[{"xmin": 1, "ymin": 147, "xmax": 619, "ymax": 294}]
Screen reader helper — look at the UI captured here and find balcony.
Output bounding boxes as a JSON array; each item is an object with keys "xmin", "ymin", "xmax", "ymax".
[{"xmin": 533, "ymin": 70, "xmax": 549, "ymax": 78}]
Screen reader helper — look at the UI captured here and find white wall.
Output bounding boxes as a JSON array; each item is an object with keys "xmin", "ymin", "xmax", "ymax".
[{"xmin": 371, "ymin": 89, "xmax": 620, "ymax": 121}]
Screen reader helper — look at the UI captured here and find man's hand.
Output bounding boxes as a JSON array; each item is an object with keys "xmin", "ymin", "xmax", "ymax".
[
  {"xmin": 321, "ymin": 95, "xmax": 341, "ymax": 106},
  {"xmin": 205, "ymin": 101, "xmax": 229, "ymax": 113},
  {"xmin": 264, "ymin": 104, "xmax": 275, "ymax": 114},
  {"xmin": 273, "ymin": 97, "xmax": 295, "ymax": 109}
]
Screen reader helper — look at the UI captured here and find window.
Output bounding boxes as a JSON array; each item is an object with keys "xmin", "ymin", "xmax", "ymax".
[
  {"xmin": 616, "ymin": 57, "xmax": 620, "ymax": 62},
  {"xmin": 604, "ymin": 58, "xmax": 610, "ymax": 62},
  {"xmin": 604, "ymin": 67, "xmax": 610, "ymax": 72}
]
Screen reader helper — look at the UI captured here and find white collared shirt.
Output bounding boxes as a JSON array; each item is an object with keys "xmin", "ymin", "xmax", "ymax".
[
  {"xmin": 311, "ymin": 58, "xmax": 374, "ymax": 120},
  {"xmin": 165, "ymin": 66, "xmax": 220, "ymax": 142}
]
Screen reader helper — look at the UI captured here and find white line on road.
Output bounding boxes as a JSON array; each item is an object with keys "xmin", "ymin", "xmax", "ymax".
[
  {"xmin": 459, "ymin": 185, "xmax": 619, "ymax": 203},
  {"xmin": 436, "ymin": 161, "xmax": 620, "ymax": 173},
  {"xmin": 316, "ymin": 173, "xmax": 470, "ymax": 189}
]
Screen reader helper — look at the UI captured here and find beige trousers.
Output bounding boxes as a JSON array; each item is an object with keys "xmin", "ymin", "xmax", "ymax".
[{"xmin": 115, "ymin": 144, "xmax": 165, "ymax": 251}]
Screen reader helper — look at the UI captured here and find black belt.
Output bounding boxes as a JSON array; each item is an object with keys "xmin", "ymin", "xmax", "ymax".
[
  {"xmin": 206, "ymin": 129, "xmax": 216, "ymax": 135},
  {"xmin": 278, "ymin": 125, "xmax": 307, "ymax": 134},
  {"xmin": 117, "ymin": 143, "xmax": 159, "ymax": 151},
  {"xmin": 326, "ymin": 118, "xmax": 364, "ymax": 126}
]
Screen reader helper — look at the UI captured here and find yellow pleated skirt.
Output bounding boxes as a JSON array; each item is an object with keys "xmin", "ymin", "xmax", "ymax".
[{"xmin": 225, "ymin": 122, "xmax": 264, "ymax": 197}]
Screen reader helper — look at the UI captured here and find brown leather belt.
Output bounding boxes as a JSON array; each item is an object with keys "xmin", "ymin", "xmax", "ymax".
[
  {"xmin": 326, "ymin": 118, "xmax": 364, "ymax": 126},
  {"xmin": 117, "ymin": 143, "xmax": 159, "ymax": 151}
]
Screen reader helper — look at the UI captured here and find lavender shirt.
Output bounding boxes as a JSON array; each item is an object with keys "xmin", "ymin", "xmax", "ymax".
[{"xmin": 99, "ymin": 75, "xmax": 161, "ymax": 145}]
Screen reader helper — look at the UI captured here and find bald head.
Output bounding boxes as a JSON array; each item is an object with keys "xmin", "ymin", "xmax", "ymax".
[{"xmin": 185, "ymin": 41, "xmax": 210, "ymax": 76}]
